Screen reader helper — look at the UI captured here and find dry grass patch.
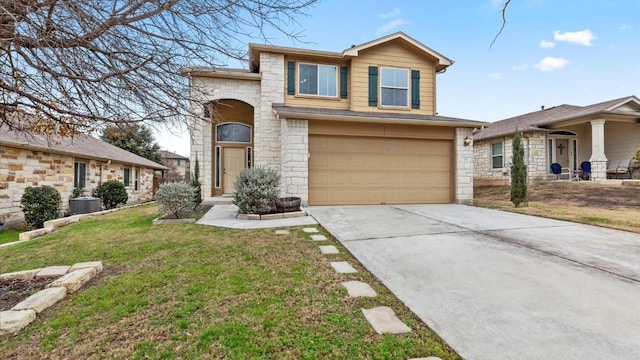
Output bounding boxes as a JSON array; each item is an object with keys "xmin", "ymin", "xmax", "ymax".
[
  {"xmin": 0, "ymin": 204, "xmax": 459, "ymax": 359},
  {"xmin": 474, "ymin": 182, "xmax": 640, "ymax": 233}
]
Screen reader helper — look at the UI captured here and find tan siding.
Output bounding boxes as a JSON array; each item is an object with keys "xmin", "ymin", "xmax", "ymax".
[
  {"xmin": 604, "ymin": 122, "xmax": 640, "ymax": 161},
  {"xmin": 283, "ymin": 55, "xmax": 350, "ymax": 110},
  {"xmin": 349, "ymin": 41, "xmax": 436, "ymax": 115}
]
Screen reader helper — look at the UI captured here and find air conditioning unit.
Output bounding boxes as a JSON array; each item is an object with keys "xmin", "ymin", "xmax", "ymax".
[{"xmin": 69, "ymin": 197, "xmax": 102, "ymax": 215}]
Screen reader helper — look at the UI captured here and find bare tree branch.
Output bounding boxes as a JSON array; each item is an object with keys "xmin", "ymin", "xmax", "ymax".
[
  {"xmin": 0, "ymin": 0, "xmax": 319, "ymax": 135},
  {"xmin": 490, "ymin": 0, "xmax": 511, "ymax": 49}
]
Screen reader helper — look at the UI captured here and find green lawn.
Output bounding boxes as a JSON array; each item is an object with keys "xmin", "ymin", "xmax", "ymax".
[
  {"xmin": 0, "ymin": 204, "xmax": 459, "ymax": 359},
  {"xmin": 0, "ymin": 230, "xmax": 20, "ymax": 245}
]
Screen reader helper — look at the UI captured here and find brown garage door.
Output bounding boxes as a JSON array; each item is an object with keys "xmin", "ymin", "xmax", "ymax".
[{"xmin": 309, "ymin": 135, "xmax": 452, "ymax": 205}]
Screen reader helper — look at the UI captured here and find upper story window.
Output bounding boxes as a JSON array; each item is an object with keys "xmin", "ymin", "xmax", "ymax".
[
  {"xmin": 176, "ymin": 159, "xmax": 186, "ymax": 166},
  {"xmin": 216, "ymin": 123, "xmax": 251, "ymax": 143},
  {"xmin": 298, "ymin": 63, "xmax": 337, "ymax": 97},
  {"xmin": 491, "ymin": 142, "xmax": 503, "ymax": 169},
  {"xmin": 380, "ymin": 67, "xmax": 409, "ymax": 107}
]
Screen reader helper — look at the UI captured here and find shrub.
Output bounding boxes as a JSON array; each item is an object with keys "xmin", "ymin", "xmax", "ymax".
[
  {"xmin": 95, "ymin": 180, "xmax": 128, "ymax": 209},
  {"xmin": 70, "ymin": 186, "xmax": 85, "ymax": 198},
  {"xmin": 156, "ymin": 182, "xmax": 196, "ymax": 218},
  {"xmin": 510, "ymin": 131, "xmax": 528, "ymax": 207},
  {"xmin": 20, "ymin": 186, "xmax": 61, "ymax": 228},
  {"xmin": 191, "ymin": 156, "xmax": 202, "ymax": 209},
  {"xmin": 233, "ymin": 167, "xmax": 280, "ymax": 214}
]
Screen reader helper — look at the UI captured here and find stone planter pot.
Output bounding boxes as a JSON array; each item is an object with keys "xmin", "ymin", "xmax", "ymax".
[{"xmin": 276, "ymin": 197, "xmax": 301, "ymax": 213}]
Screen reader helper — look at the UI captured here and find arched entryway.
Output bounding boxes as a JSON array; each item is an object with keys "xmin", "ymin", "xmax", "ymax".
[{"xmin": 210, "ymin": 99, "xmax": 254, "ymax": 195}]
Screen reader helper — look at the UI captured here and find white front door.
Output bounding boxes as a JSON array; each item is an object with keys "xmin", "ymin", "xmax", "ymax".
[{"xmin": 223, "ymin": 148, "xmax": 245, "ymax": 193}]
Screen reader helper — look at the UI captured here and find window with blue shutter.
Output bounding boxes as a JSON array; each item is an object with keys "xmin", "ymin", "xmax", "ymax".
[
  {"xmin": 287, "ymin": 61, "xmax": 295, "ymax": 95},
  {"xmin": 340, "ymin": 66, "xmax": 348, "ymax": 99}
]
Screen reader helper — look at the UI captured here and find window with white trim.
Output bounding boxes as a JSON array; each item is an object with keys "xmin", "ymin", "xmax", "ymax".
[
  {"xmin": 298, "ymin": 63, "xmax": 337, "ymax": 97},
  {"xmin": 491, "ymin": 142, "xmax": 503, "ymax": 169},
  {"xmin": 123, "ymin": 167, "xmax": 131, "ymax": 186},
  {"xmin": 134, "ymin": 168, "xmax": 140, "ymax": 191},
  {"xmin": 380, "ymin": 67, "xmax": 409, "ymax": 107},
  {"xmin": 74, "ymin": 162, "xmax": 86, "ymax": 188}
]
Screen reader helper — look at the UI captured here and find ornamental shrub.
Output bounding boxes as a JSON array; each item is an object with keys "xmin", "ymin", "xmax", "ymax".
[
  {"xmin": 510, "ymin": 131, "xmax": 528, "ymax": 207},
  {"xmin": 70, "ymin": 186, "xmax": 85, "ymax": 198},
  {"xmin": 95, "ymin": 180, "xmax": 128, "ymax": 209},
  {"xmin": 190, "ymin": 156, "xmax": 202, "ymax": 209},
  {"xmin": 156, "ymin": 182, "xmax": 196, "ymax": 218},
  {"xmin": 233, "ymin": 167, "xmax": 280, "ymax": 214},
  {"xmin": 20, "ymin": 185, "xmax": 61, "ymax": 228}
]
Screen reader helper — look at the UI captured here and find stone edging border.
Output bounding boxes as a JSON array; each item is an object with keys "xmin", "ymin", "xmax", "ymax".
[
  {"xmin": 0, "ymin": 261, "xmax": 103, "ymax": 336},
  {"xmin": 0, "ymin": 202, "xmax": 155, "ymax": 249},
  {"xmin": 236, "ymin": 209, "xmax": 308, "ymax": 221}
]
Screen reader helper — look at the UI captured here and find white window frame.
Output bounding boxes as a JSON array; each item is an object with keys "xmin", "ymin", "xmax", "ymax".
[
  {"xmin": 216, "ymin": 122, "xmax": 252, "ymax": 143},
  {"xmin": 74, "ymin": 161, "xmax": 87, "ymax": 188},
  {"xmin": 380, "ymin": 67, "xmax": 409, "ymax": 108},
  {"xmin": 123, "ymin": 167, "xmax": 131, "ymax": 187},
  {"xmin": 134, "ymin": 167, "xmax": 140, "ymax": 191},
  {"xmin": 297, "ymin": 63, "xmax": 338, "ymax": 97},
  {"xmin": 491, "ymin": 142, "xmax": 503, "ymax": 169}
]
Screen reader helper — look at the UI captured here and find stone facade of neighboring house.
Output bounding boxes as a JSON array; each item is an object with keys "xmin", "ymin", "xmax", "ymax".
[
  {"xmin": 0, "ymin": 129, "xmax": 168, "ymax": 229},
  {"xmin": 473, "ymin": 96, "xmax": 640, "ymax": 185},
  {"xmin": 182, "ymin": 32, "xmax": 487, "ymax": 206},
  {"xmin": 160, "ymin": 150, "xmax": 191, "ymax": 183}
]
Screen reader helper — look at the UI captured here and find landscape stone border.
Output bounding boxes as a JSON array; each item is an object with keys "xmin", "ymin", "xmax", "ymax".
[
  {"xmin": 237, "ymin": 210, "xmax": 308, "ymax": 221},
  {"xmin": 0, "ymin": 261, "xmax": 103, "ymax": 335}
]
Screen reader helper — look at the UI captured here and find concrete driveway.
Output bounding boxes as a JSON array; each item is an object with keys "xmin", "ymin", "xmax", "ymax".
[{"xmin": 309, "ymin": 205, "xmax": 640, "ymax": 360}]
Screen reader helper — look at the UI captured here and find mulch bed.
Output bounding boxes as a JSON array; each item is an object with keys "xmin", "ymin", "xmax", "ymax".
[{"xmin": 0, "ymin": 277, "xmax": 58, "ymax": 311}]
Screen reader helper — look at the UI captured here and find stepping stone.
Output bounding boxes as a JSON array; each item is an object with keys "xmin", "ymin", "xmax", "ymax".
[
  {"xmin": 0, "ymin": 310, "xmax": 36, "ymax": 335},
  {"xmin": 310, "ymin": 234, "xmax": 328, "ymax": 241},
  {"xmin": 48, "ymin": 267, "xmax": 97, "ymax": 293},
  {"xmin": 275, "ymin": 229, "xmax": 290, "ymax": 235},
  {"xmin": 362, "ymin": 306, "xmax": 411, "ymax": 334},
  {"xmin": 330, "ymin": 261, "xmax": 357, "ymax": 273},
  {"xmin": 342, "ymin": 281, "xmax": 377, "ymax": 297},
  {"xmin": 13, "ymin": 287, "xmax": 67, "ymax": 313},
  {"xmin": 36, "ymin": 266, "xmax": 70, "ymax": 279},
  {"xmin": 302, "ymin": 227, "xmax": 318, "ymax": 233},
  {"xmin": 69, "ymin": 261, "xmax": 103, "ymax": 273},
  {"xmin": 0, "ymin": 268, "xmax": 41, "ymax": 281},
  {"xmin": 319, "ymin": 245, "xmax": 339, "ymax": 254}
]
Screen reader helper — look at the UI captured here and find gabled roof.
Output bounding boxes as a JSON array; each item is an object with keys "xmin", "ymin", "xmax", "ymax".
[
  {"xmin": 0, "ymin": 128, "xmax": 168, "ymax": 170},
  {"xmin": 161, "ymin": 150, "xmax": 188, "ymax": 160},
  {"xmin": 342, "ymin": 32, "xmax": 453, "ymax": 71},
  {"xmin": 248, "ymin": 32, "xmax": 453, "ymax": 73},
  {"xmin": 474, "ymin": 95, "xmax": 640, "ymax": 141}
]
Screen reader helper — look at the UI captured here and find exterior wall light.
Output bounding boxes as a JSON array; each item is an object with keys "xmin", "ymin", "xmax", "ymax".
[{"xmin": 463, "ymin": 136, "xmax": 471, "ymax": 147}]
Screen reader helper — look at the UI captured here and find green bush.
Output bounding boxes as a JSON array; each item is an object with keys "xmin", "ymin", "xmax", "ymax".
[
  {"xmin": 191, "ymin": 156, "xmax": 202, "ymax": 209},
  {"xmin": 20, "ymin": 186, "xmax": 61, "ymax": 228},
  {"xmin": 95, "ymin": 180, "xmax": 128, "ymax": 210},
  {"xmin": 70, "ymin": 186, "xmax": 85, "ymax": 198},
  {"xmin": 233, "ymin": 167, "xmax": 280, "ymax": 214},
  {"xmin": 510, "ymin": 131, "xmax": 528, "ymax": 207},
  {"xmin": 156, "ymin": 182, "xmax": 196, "ymax": 218}
]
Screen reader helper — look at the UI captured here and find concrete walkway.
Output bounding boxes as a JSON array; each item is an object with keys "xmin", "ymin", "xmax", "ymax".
[
  {"xmin": 309, "ymin": 204, "xmax": 640, "ymax": 360},
  {"xmin": 197, "ymin": 204, "xmax": 317, "ymax": 229}
]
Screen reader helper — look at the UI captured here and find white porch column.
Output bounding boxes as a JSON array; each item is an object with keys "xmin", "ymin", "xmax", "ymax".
[{"xmin": 589, "ymin": 119, "xmax": 607, "ymax": 181}]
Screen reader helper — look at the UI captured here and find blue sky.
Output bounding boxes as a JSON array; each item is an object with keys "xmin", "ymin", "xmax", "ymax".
[{"xmin": 157, "ymin": 0, "xmax": 640, "ymax": 156}]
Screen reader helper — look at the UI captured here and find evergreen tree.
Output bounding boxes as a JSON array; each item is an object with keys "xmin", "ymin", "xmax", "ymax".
[
  {"xmin": 511, "ymin": 129, "xmax": 529, "ymax": 207},
  {"xmin": 510, "ymin": 131, "xmax": 528, "ymax": 207},
  {"xmin": 102, "ymin": 124, "xmax": 162, "ymax": 164}
]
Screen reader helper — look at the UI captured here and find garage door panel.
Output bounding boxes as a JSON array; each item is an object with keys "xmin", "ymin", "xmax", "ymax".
[{"xmin": 309, "ymin": 135, "xmax": 452, "ymax": 205}]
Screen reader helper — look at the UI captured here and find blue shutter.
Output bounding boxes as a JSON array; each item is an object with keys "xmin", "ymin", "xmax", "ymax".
[
  {"xmin": 411, "ymin": 70, "xmax": 420, "ymax": 109},
  {"xmin": 368, "ymin": 66, "xmax": 378, "ymax": 107},
  {"xmin": 287, "ymin": 61, "xmax": 295, "ymax": 95},
  {"xmin": 340, "ymin": 66, "xmax": 348, "ymax": 99}
]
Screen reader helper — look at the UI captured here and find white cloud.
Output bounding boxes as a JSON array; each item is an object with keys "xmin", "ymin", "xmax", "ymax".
[
  {"xmin": 377, "ymin": 19, "xmax": 409, "ymax": 34},
  {"xmin": 489, "ymin": 72, "xmax": 502, "ymax": 79},
  {"xmin": 619, "ymin": 24, "xmax": 630, "ymax": 31},
  {"xmin": 379, "ymin": 8, "xmax": 401, "ymax": 18},
  {"xmin": 512, "ymin": 64, "xmax": 528, "ymax": 71},
  {"xmin": 534, "ymin": 56, "xmax": 569, "ymax": 71},
  {"xmin": 553, "ymin": 30, "xmax": 596, "ymax": 46},
  {"xmin": 540, "ymin": 40, "xmax": 555, "ymax": 49}
]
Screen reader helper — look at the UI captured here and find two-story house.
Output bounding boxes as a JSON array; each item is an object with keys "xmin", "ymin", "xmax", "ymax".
[
  {"xmin": 182, "ymin": 32, "xmax": 486, "ymax": 206},
  {"xmin": 160, "ymin": 150, "xmax": 191, "ymax": 183}
]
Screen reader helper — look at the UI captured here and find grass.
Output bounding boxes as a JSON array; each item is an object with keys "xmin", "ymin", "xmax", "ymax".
[
  {"xmin": 0, "ymin": 230, "xmax": 21, "ymax": 245},
  {"xmin": 474, "ymin": 182, "xmax": 640, "ymax": 234},
  {"xmin": 0, "ymin": 204, "xmax": 459, "ymax": 359}
]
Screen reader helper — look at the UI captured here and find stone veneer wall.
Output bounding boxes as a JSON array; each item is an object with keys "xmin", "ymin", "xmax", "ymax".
[
  {"xmin": 0, "ymin": 145, "xmax": 156, "ymax": 228},
  {"xmin": 455, "ymin": 128, "xmax": 474, "ymax": 204},
  {"xmin": 474, "ymin": 132, "xmax": 551, "ymax": 186},
  {"xmin": 280, "ymin": 119, "xmax": 309, "ymax": 204},
  {"xmin": 256, "ymin": 52, "xmax": 284, "ymax": 170}
]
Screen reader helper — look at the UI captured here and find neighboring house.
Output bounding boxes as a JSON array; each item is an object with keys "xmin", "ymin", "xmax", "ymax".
[
  {"xmin": 182, "ymin": 32, "xmax": 486, "ymax": 206},
  {"xmin": 0, "ymin": 128, "xmax": 168, "ymax": 229},
  {"xmin": 473, "ymin": 96, "xmax": 640, "ymax": 185},
  {"xmin": 161, "ymin": 150, "xmax": 191, "ymax": 183}
]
